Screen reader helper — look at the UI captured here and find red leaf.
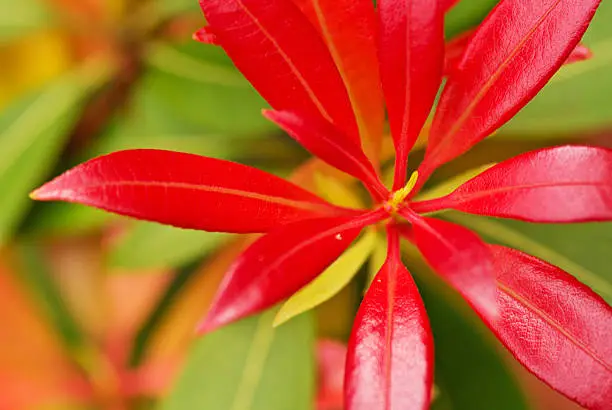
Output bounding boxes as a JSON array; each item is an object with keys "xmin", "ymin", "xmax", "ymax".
[
  {"xmin": 441, "ymin": 0, "xmax": 459, "ymax": 11},
  {"xmin": 199, "ymin": 210, "xmax": 386, "ymax": 332},
  {"xmin": 199, "ymin": 0, "xmax": 358, "ymax": 141},
  {"xmin": 345, "ymin": 226, "xmax": 433, "ymax": 410},
  {"xmin": 316, "ymin": 340, "xmax": 347, "ymax": 410},
  {"xmin": 445, "ymin": 30, "xmax": 593, "ymax": 76},
  {"xmin": 482, "ymin": 246, "xmax": 612, "ymax": 410},
  {"xmin": 192, "ymin": 26, "xmax": 219, "ymax": 45},
  {"xmin": 31, "ymin": 150, "xmax": 351, "ymax": 233},
  {"xmin": 378, "ymin": 0, "xmax": 445, "ymax": 189},
  {"xmin": 421, "ymin": 0, "xmax": 602, "ymax": 176},
  {"xmin": 411, "ymin": 146, "xmax": 612, "ymax": 223},
  {"xmin": 290, "ymin": 0, "xmax": 385, "ymax": 161},
  {"xmin": 263, "ymin": 110, "xmax": 388, "ymax": 200},
  {"xmin": 565, "ymin": 43, "xmax": 593, "ymax": 64},
  {"xmin": 405, "ymin": 213, "xmax": 497, "ymax": 318}
]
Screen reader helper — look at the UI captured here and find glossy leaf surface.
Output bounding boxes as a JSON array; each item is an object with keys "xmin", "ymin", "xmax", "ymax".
[
  {"xmin": 199, "ymin": 0, "xmax": 358, "ymax": 139},
  {"xmin": 264, "ymin": 110, "xmax": 386, "ymax": 198},
  {"xmin": 32, "ymin": 149, "xmax": 347, "ymax": 233},
  {"xmin": 482, "ymin": 246, "xmax": 612, "ymax": 410},
  {"xmin": 444, "ymin": 30, "xmax": 592, "ymax": 76},
  {"xmin": 345, "ymin": 228, "xmax": 433, "ymax": 410},
  {"xmin": 291, "ymin": 0, "xmax": 385, "ymax": 159},
  {"xmin": 413, "ymin": 146, "xmax": 612, "ymax": 223},
  {"xmin": 405, "ymin": 247, "xmax": 530, "ymax": 410},
  {"xmin": 200, "ymin": 212, "xmax": 385, "ymax": 333},
  {"xmin": 274, "ymin": 230, "xmax": 376, "ymax": 327},
  {"xmin": 408, "ymin": 215, "xmax": 496, "ymax": 318},
  {"xmin": 163, "ymin": 310, "xmax": 314, "ymax": 410},
  {"xmin": 423, "ymin": 0, "xmax": 602, "ymax": 174},
  {"xmin": 378, "ymin": 0, "xmax": 445, "ymax": 188},
  {"xmin": 447, "ymin": 212, "xmax": 612, "ymax": 310},
  {"xmin": 506, "ymin": 0, "xmax": 612, "ymax": 135}
]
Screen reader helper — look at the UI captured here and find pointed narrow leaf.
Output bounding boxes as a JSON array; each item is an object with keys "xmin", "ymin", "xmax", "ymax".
[
  {"xmin": 412, "ymin": 146, "xmax": 612, "ymax": 223},
  {"xmin": 422, "ymin": 0, "xmax": 602, "ymax": 174},
  {"xmin": 274, "ymin": 230, "xmax": 376, "ymax": 327},
  {"xmin": 32, "ymin": 149, "xmax": 350, "ymax": 233},
  {"xmin": 345, "ymin": 227, "xmax": 433, "ymax": 410},
  {"xmin": 291, "ymin": 0, "xmax": 385, "ymax": 160},
  {"xmin": 199, "ymin": 0, "xmax": 358, "ymax": 140},
  {"xmin": 444, "ymin": 29, "xmax": 593, "ymax": 76},
  {"xmin": 411, "ymin": 262, "xmax": 531, "ymax": 410},
  {"xmin": 200, "ymin": 211, "xmax": 386, "ymax": 332},
  {"xmin": 482, "ymin": 246, "xmax": 612, "ymax": 410},
  {"xmin": 378, "ymin": 0, "xmax": 445, "ymax": 189},
  {"xmin": 264, "ymin": 110, "xmax": 387, "ymax": 199},
  {"xmin": 406, "ymin": 214, "xmax": 496, "ymax": 318}
]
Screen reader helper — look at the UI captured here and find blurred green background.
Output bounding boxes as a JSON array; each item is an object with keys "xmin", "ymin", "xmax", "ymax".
[{"xmin": 0, "ymin": 0, "xmax": 610, "ymax": 409}]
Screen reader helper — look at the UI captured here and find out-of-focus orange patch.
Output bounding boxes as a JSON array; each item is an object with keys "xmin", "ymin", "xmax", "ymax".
[{"xmin": 0, "ymin": 252, "xmax": 90, "ymax": 409}]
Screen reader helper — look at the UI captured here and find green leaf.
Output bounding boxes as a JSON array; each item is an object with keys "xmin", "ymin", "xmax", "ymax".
[
  {"xmin": 0, "ymin": 62, "xmax": 108, "ymax": 244},
  {"xmin": 406, "ymin": 248, "xmax": 531, "ymax": 410},
  {"xmin": 505, "ymin": 0, "xmax": 612, "ymax": 135},
  {"xmin": 0, "ymin": 0, "xmax": 51, "ymax": 42},
  {"xmin": 162, "ymin": 310, "xmax": 315, "ymax": 410},
  {"xmin": 155, "ymin": 0, "xmax": 199, "ymax": 19},
  {"xmin": 274, "ymin": 230, "xmax": 376, "ymax": 327},
  {"xmin": 108, "ymin": 222, "xmax": 229, "ymax": 270},
  {"xmin": 446, "ymin": 212, "xmax": 612, "ymax": 305},
  {"xmin": 445, "ymin": 0, "xmax": 497, "ymax": 38},
  {"xmin": 143, "ymin": 42, "xmax": 274, "ymax": 136}
]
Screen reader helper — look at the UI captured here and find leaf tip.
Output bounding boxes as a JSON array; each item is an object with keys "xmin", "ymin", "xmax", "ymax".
[
  {"xmin": 271, "ymin": 311, "xmax": 289, "ymax": 328},
  {"xmin": 29, "ymin": 185, "xmax": 49, "ymax": 201},
  {"xmin": 192, "ymin": 27, "xmax": 219, "ymax": 45}
]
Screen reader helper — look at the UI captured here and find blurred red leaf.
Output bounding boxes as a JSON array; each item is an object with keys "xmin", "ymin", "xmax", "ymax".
[
  {"xmin": 345, "ymin": 227, "xmax": 433, "ymax": 410},
  {"xmin": 32, "ymin": 149, "xmax": 352, "ymax": 233},
  {"xmin": 316, "ymin": 340, "xmax": 347, "ymax": 410}
]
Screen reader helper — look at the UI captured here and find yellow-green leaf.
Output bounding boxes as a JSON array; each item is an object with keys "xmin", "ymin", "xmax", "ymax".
[
  {"xmin": 416, "ymin": 163, "xmax": 496, "ymax": 203},
  {"xmin": 313, "ymin": 172, "xmax": 364, "ymax": 209},
  {"xmin": 274, "ymin": 230, "xmax": 376, "ymax": 327}
]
